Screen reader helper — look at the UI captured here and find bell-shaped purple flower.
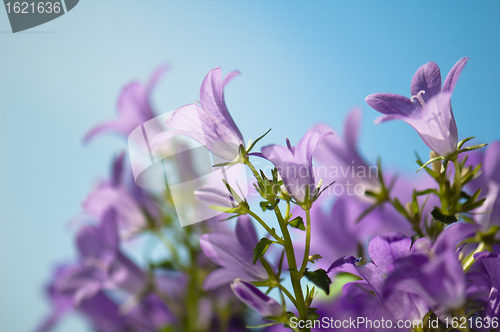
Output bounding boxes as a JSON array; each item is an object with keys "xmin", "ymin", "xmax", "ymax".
[
  {"xmin": 382, "ymin": 222, "xmax": 477, "ymax": 317},
  {"xmin": 473, "ymin": 252, "xmax": 500, "ymax": 320},
  {"xmin": 153, "ymin": 67, "xmax": 244, "ymax": 161},
  {"xmin": 230, "ymin": 279, "xmax": 283, "ymax": 318},
  {"xmin": 329, "ymin": 234, "xmax": 428, "ymax": 322},
  {"xmin": 472, "ymin": 141, "xmax": 500, "ymax": 230},
  {"xmin": 200, "ymin": 216, "xmax": 268, "ymax": 290},
  {"xmin": 366, "ymin": 57, "xmax": 469, "ymax": 157},
  {"xmin": 57, "ymin": 209, "xmax": 146, "ymax": 305},
  {"xmin": 313, "ymin": 108, "xmax": 379, "ymax": 192},
  {"xmin": 261, "ymin": 126, "xmax": 333, "ymax": 205},
  {"xmin": 82, "ymin": 152, "xmax": 159, "ymax": 238},
  {"xmin": 84, "ymin": 65, "xmax": 167, "ymax": 143}
]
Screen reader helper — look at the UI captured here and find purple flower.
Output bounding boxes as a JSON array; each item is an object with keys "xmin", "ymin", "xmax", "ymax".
[
  {"xmin": 313, "ymin": 108, "xmax": 379, "ymax": 192},
  {"xmin": 329, "ymin": 234, "xmax": 428, "ymax": 322},
  {"xmin": 153, "ymin": 67, "xmax": 244, "ymax": 161},
  {"xmin": 200, "ymin": 216, "xmax": 268, "ymax": 290},
  {"xmin": 230, "ymin": 279, "xmax": 283, "ymax": 318},
  {"xmin": 366, "ymin": 57, "xmax": 469, "ymax": 156},
  {"xmin": 83, "ymin": 152, "xmax": 159, "ymax": 238},
  {"xmin": 35, "ymin": 263, "xmax": 132, "ymax": 332},
  {"xmin": 57, "ymin": 209, "xmax": 146, "ymax": 304},
  {"xmin": 84, "ymin": 65, "xmax": 167, "ymax": 143},
  {"xmin": 261, "ymin": 126, "xmax": 333, "ymax": 205},
  {"xmin": 473, "ymin": 252, "xmax": 500, "ymax": 320},
  {"xmin": 472, "ymin": 141, "xmax": 500, "ymax": 230},
  {"xmin": 382, "ymin": 223, "xmax": 477, "ymax": 317}
]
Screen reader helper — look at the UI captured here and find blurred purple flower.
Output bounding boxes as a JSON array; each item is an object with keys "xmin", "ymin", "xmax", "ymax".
[
  {"xmin": 366, "ymin": 57, "xmax": 469, "ymax": 156},
  {"xmin": 382, "ymin": 222, "xmax": 476, "ymax": 317},
  {"xmin": 36, "ymin": 263, "xmax": 132, "ymax": 332},
  {"xmin": 200, "ymin": 216, "xmax": 268, "ymax": 290},
  {"xmin": 261, "ymin": 126, "xmax": 333, "ymax": 205},
  {"xmin": 83, "ymin": 152, "xmax": 159, "ymax": 238},
  {"xmin": 329, "ymin": 234, "xmax": 428, "ymax": 322},
  {"xmin": 153, "ymin": 67, "xmax": 244, "ymax": 161},
  {"xmin": 57, "ymin": 209, "xmax": 146, "ymax": 304},
  {"xmin": 288, "ymin": 195, "xmax": 412, "ymax": 271},
  {"xmin": 472, "ymin": 141, "xmax": 500, "ymax": 230},
  {"xmin": 231, "ymin": 279, "xmax": 283, "ymax": 318},
  {"xmin": 473, "ymin": 252, "xmax": 500, "ymax": 320},
  {"xmin": 313, "ymin": 108, "xmax": 378, "ymax": 192},
  {"xmin": 84, "ymin": 65, "xmax": 167, "ymax": 143}
]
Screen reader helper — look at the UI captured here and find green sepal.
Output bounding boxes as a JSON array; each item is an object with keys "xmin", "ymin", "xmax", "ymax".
[
  {"xmin": 304, "ymin": 269, "xmax": 332, "ymax": 295},
  {"xmin": 246, "ymin": 322, "xmax": 279, "ymax": 329},
  {"xmin": 457, "ymin": 136, "xmax": 475, "ymax": 150},
  {"xmin": 416, "ymin": 156, "xmax": 445, "ymax": 173},
  {"xmin": 208, "ymin": 205, "xmax": 241, "ymax": 213},
  {"xmin": 288, "ymin": 216, "xmax": 306, "ymax": 231},
  {"xmin": 246, "ymin": 128, "xmax": 272, "ymax": 154}
]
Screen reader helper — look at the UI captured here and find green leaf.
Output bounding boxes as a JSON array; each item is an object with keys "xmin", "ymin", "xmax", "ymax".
[
  {"xmin": 461, "ymin": 198, "xmax": 487, "ymax": 213},
  {"xmin": 415, "ymin": 188, "xmax": 439, "ymax": 197},
  {"xmin": 150, "ymin": 260, "xmax": 174, "ymax": 270},
  {"xmin": 308, "ymin": 308, "xmax": 320, "ymax": 321},
  {"xmin": 304, "ymin": 269, "xmax": 332, "ymax": 295},
  {"xmin": 431, "ymin": 207, "xmax": 458, "ymax": 224},
  {"xmin": 253, "ymin": 238, "xmax": 274, "ymax": 264},
  {"xmin": 288, "ymin": 216, "xmax": 306, "ymax": 231}
]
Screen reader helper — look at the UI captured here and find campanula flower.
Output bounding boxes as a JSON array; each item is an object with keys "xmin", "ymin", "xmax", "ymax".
[
  {"xmin": 84, "ymin": 65, "xmax": 167, "ymax": 143},
  {"xmin": 473, "ymin": 252, "xmax": 500, "ymax": 320},
  {"xmin": 230, "ymin": 279, "xmax": 283, "ymax": 318},
  {"xmin": 313, "ymin": 108, "xmax": 378, "ymax": 192},
  {"xmin": 200, "ymin": 216, "xmax": 268, "ymax": 290},
  {"xmin": 261, "ymin": 126, "xmax": 333, "ymax": 205},
  {"xmin": 366, "ymin": 57, "xmax": 469, "ymax": 157},
  {"xmin": 329, "ymin": 234, "xmax": 428, "ymax": 322},
  {"xmin": 57, "ymin": 209, "xmax": 146, "ymax": 305},
  {"xmin": 83, "ymin": 152, "xmax": 159, "ymax": 238},
  {"xmin": 153, "ymin": 67, "xmax": 244, "ymax": 161},
  {"xmin": 382, "ymin": 222, "xmax": 477, "ymax": 317}
]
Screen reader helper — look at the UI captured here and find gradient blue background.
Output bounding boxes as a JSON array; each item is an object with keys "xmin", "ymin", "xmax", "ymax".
[{"xmin": 1, "ymin": 1, "xmax": 499, "ymax": 331}]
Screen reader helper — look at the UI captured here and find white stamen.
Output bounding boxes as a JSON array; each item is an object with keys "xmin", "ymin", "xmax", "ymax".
[{"xmin": 410, "ymin": 90, "xmax": 426, "ymax": 107}]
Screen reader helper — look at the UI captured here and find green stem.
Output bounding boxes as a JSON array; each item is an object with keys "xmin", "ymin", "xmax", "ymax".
[
  {"xmin": 244, "ymin": 158, "xmax": 263, "ymax": 183},
  {"xmin": 248, "ymin": 210, "xmax": 283, "ymax": 244},
  {"xmin": 274, "ymin": 206, "xmax": 310, "ymax": 331},
  {"xmin": 299, "ymin": 209, "xmax": 312, "ymax": 274},
  {"xmin": 453, "ymin": 156, "xmax": 462, "ymax": 214}
]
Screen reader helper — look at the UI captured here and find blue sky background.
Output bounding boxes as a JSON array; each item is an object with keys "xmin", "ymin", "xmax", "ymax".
[{"xmin": 1, "ymin": 1, "xmax": 499, "ymax": 331}]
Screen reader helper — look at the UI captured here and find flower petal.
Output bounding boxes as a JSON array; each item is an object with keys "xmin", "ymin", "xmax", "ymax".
[
  {"xmin": 410, "ymin": 61, "xmax": 442, "ymax": 102},
  {"xmin": 365, "ymin": 93, "xmax": 416, "ymax": 116},
  {"xmin": 442, "ymin": 57, "xmax": 469, "ymax": 93}
]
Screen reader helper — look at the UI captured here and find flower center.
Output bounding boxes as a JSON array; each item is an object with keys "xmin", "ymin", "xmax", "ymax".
[{"xmin": 410, "ymin": 90, "xmax": 426, "ymax": 107}]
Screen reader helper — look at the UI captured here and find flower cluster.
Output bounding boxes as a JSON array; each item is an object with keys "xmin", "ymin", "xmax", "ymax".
[{"xmin": 38, "ymin": 58, "xmax": 500, "ymax": 332}]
